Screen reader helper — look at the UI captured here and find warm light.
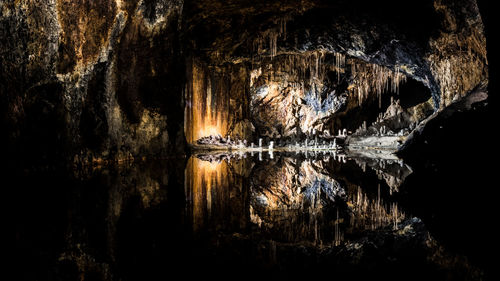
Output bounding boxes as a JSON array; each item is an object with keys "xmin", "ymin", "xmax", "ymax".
[
  {"xmin": 185, "ymin": 60, "xmax": 229, "ymax": 144},
  {"xmin": 185, "ymin": 156, "xmax": 230, "ymax": 231},
  {"xmin": 198, "ymin": 125, "xmax": 223, "ymax": 140},
  {"xmin": 196, "ymin": 158, "xmax": 221, "ymax": 172}
]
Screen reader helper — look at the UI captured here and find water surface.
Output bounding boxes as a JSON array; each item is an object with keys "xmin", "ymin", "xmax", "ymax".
[{"xmin": 14, "ymin": 151, "xmax": 484, "ymax": 280}]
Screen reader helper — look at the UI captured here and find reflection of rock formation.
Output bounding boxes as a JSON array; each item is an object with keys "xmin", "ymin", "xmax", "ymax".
[
  {"xmin": 350, "ymin": 152, "xmax": 413, "ymax": 194},
  {"xmin": 250, "ymin": 157, "xmax": 344, "ymax": 244},
  {"xmin": 249, "ymin": 155, "xmax": 406, "ymax": 245},
  {"xmin": 185, "ymin": 152, "xmax": 409, "ymax": 246},
  {"xmin": 22, "ymin": 153, "xmax": 482, "ymax": 280},
  {"xmin": 348, "ymin": 185, "xmax": 404, "ymax": 231},
  {"xmin": 184, "ymin": 156, "xmax": 251, "ymax": 233},
  {"xmin": 56, "ymin": 161, "xmax": 171, "ymax": 280}
]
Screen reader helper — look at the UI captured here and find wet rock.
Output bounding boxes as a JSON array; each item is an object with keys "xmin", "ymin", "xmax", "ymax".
[{"xmin": 2, "ymin": 0, "xmax": 184, "ymax": 166}]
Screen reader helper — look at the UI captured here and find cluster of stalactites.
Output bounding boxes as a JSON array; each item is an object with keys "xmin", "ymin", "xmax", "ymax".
[
  {"xmin": 252, "ymin": 51, "xmax": 345, "ymax": 87},
  {"xmin": 253, "ymin": 16, "xmax": 292, "ymax": 59},
  {"xmin": 250, "ymin": 50, "xmax": 406, "ymax": 109},
  {"xmin": 349, "ymin": 60, "xmax": 407, "ymax": 107},
  {"xmin": 335, "ymin": 52, "xmax": 346, "ymax": 82}
]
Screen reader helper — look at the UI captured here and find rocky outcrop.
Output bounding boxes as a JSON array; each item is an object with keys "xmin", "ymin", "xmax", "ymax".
[
  {"xmin": 249, "ymin": 53, "xmax": 410, "ymax": 139},
  {"xmin": 2, "ymin": 0, "xmax": 184, "ymax": 166},
  {"xmin": 428, "ymin": 0, "xmax": 488, "ymax": 108}
]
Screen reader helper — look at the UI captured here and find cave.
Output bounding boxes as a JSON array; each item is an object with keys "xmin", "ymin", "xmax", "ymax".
[{"xmin": 5, "ymin": 0, "xmax": 496, "ymax": 280}]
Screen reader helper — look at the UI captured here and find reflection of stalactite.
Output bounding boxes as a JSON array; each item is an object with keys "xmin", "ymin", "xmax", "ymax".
[
  {"xmin": 334, "ymin": 208, "xmax": 343, "ymax": 246},
  {"xmin": 349, "ymin": 185, "xmax": 405, "ymax": 231},
  {"xmin": 185, "ymin": 157, "xmax": 230, "ymax": 232}
]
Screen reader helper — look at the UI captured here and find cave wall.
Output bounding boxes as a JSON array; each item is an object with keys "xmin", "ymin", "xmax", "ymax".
[
  {"xmin": 1, "ymin": 0, "xmax": 489, "ymax": 164},
  {"xmin": 428, "ymin": 0, "xmax": 488, "ymax": 107},
  {"xmin": 1, "ymin": 0, "xmax": 184, "ymax": 166}
]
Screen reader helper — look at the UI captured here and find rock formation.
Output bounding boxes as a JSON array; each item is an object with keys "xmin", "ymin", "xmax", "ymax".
[{"xmin": 1, "ymin": 0, "xmax": 489, "ymax": 164}]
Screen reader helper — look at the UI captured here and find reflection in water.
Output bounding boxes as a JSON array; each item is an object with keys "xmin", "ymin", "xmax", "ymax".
[
  {"xmin": 185, "ymin": 157, "xmax": 229, "ymax": 231},
  {"xmin": 17, "ymin": 153, "xmax": 485, "ymax": 280},
  {"xmin": 185, "ymin": 151, "xmax": 407, "ymax": 246},
  {"xmin": 185, "ymin": 155, "xmax": 253, "ymax": 233},
  {"xmin": 349, "ymin": 184, "xmax": 403, "ymax": 231}
]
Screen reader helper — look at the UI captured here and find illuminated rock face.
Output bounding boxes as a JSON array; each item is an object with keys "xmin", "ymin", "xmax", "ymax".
[
  {"xmin": 249, "ymin": 53, "xmax": 411, "ymax": 139},
  {"xmin": 185, "ymin": 59, "xmax": 230, "ymax": 144},
  {"xmin": 56, "ymin": 0, "xmax": 117, "ymax": 74}
]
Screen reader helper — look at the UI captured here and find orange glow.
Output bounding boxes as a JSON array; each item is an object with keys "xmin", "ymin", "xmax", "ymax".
[
  {"xmin": 185, "ymin": 157, "xmax": 229, "ymax": 231},
  {"xmin": 185, "ymin": 60, "xmax": 229, "ymax": 144}
]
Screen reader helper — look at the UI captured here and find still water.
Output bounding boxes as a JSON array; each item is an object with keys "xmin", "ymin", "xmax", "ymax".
[{"xmin": 14, "ymin": 151, "xmax": 485, "ymax": 280}]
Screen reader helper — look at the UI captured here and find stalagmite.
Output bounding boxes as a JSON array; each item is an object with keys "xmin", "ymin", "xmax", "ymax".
[
  {"xmin": 269, "ymin": 141, "xmax": 274, "ymax": 150},
  {"xmin": 259, "ymin": 138, "xmax": 263, "ymax": 148}
]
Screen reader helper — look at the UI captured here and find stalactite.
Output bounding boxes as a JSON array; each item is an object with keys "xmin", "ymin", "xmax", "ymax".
[
  {"xmin": 349, "ymin": 60, "xmax": 407, "ymax": 107},
  {"xmin": 279, "ymin": 16, "xmax": 288, "ymax": 40},
  {"xmin": 269, "ymin": 32, "xmax": 278, "ymax": 58},
  {"xmin": 256, "ymin": 16, "xmax": 294, "ymax": 60}
]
